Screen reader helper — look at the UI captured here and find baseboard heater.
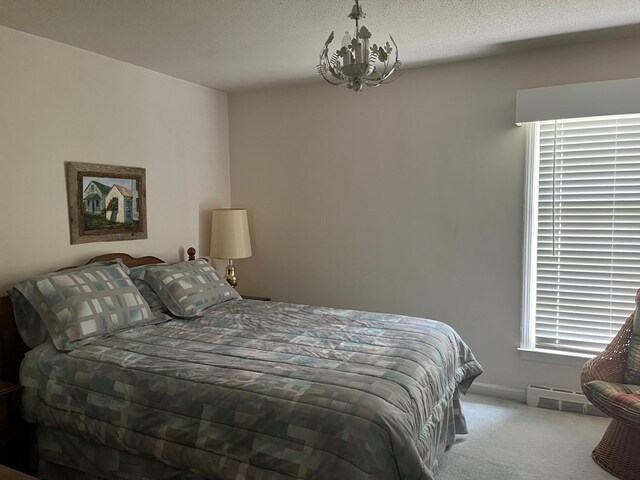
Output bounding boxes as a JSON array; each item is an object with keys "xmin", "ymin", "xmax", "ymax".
[{"xmin": 526, "ymin": 384, "xmax": 606, "ymax": 417}]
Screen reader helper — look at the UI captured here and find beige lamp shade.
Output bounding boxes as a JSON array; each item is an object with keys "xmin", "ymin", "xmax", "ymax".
[{"xmin": 210, "ymin": 208, "xmax": 252, "ymax": 259}]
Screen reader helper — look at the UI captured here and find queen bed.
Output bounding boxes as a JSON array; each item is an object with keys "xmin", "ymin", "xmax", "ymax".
[{"xmin": 1, "ymin": 250, "xmax": 482, "ymax": 480}]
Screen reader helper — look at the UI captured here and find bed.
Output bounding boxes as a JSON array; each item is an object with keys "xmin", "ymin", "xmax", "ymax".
[{"xmin": 1, "ymin": 250, "xmax": 482, "ymax": 480}]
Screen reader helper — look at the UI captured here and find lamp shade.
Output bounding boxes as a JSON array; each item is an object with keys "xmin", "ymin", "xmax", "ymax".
[{"xmin": 210, "ymin": 208, "xmax": 252, "ymax": 259}]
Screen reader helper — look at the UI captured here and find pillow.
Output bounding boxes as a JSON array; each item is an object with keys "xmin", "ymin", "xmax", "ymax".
[
  {"xmin": 583, "ymin": 381, "xmax": 640, "ymax": 424},
  {"xmin": 128, "ymin": 265, "xmax": 169, "ymax": 315},
  {"xmin": 8, "ymin": 287, "xmax": 49, "ymax": 348},
  {"xmin": 142, "ymin": 258, "xmax": 240, "ymax": 317},
  {"xmin": 9, "ymin": 259, "xmax": 127, "ymax": 349},
  {"xmin": 17, "ymin": 263, "xmax": 158, "ymax": 351}
]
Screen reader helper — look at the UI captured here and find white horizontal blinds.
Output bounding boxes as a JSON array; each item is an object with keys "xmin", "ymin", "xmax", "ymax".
[{"xmin": 534, "ymin": 114, "xmax": 640, "ymax": 354}]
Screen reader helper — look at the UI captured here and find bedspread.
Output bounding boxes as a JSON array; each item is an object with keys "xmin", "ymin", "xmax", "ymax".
[{"xmin": 21, "ymin": 300, "xmax": 482, "ymax": 480}]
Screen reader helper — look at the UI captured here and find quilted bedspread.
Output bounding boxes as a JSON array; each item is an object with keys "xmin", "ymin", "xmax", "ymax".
[{"xmin": 21, "ymin": 300, "xmax": 483, "ymax": 480}]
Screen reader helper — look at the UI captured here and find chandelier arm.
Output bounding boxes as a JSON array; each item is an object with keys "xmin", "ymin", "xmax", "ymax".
[
  {"xmin": 389, "ymin": 35, "xmax": 400, "ymax": 65},
  {"xmin": 363, "ymin": 67, "xmax": 384, "ymax": 83},
  {"xmin": 383, "ymin": 58, "xmax": 391, "ymax": 76},
  {"xmin": 373, "ymin": 59, "xmax": 402, "ymax": 84},
  {"xmin": 377, "ymin": 35, "xmax": 401, "ymax": 82},
  {"xmin": 327, "ymin": 67, "xmax": 345, "ymax": 82},
  {"xmin": 363, "ymin": 35, "xmax": 400, "ymax": 86},
  {"xmin": 320, "ymin": 74, "xmax": 349, "ymax": 86},
  {"xmin": 328, "ymin": 58, "xmax": 346, "ymax": 80},
  {"xmin": 323, "ymin": 62, "xmax": 344, "ymax": 82},
  {"xmin": 377, "ymin": 68, "xmax": 403, "ymax": 84},
  {"xmin": 318, "ymin": 57, "xmax": 349, "ymax": 85},
  {"xmin": 318, "ymin": 66, "xmax": 347, "ymax": 85},
  {"xmin": 381, "ymin": 60, "xmax": 394, "ymax": 80},
  {"xmin": 368, "ymin": 58, "xmax": 390, "ymax": 83},
  {"xmin": 362, "ymin": 57, "xmax": 401, "ymax": 86},
  {"xmin": 318, "ymin": 64, "xmax": 347, "ymax": 84},
  {"xmin": 372, "ymin": 63, "xmax": 399, "ymax": 84},
  {"xmin": 384, "ymin": 58, "xmax": 402, "ymax": 80},
  {"xmin": 381, "ymin": 35, "xmax": 398, "ymax": 76},
  {"xmin": 362, "ymin": 76, "xmax": 386, "ymax": 86},
  {"xmin": 319, "ymin": 43, "xmax": 346, "ymax": 82}
]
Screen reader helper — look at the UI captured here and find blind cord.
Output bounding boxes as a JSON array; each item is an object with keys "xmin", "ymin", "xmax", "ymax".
[{"xmin": 552, "ymin": 120, "xmax": 558, "ymax": 257}]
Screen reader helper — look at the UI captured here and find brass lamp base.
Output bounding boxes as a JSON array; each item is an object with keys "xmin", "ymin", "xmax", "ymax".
[{"xmin": 224, "ymin": 261, "xmax": 238, "ymax": 288}]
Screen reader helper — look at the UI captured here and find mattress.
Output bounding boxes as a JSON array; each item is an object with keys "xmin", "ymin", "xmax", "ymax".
[{"xmin": 21, "ymin": 299, "xmax": 483, "ymax": 479}]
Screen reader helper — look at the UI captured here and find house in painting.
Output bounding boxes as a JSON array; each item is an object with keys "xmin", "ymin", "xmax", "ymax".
[
  {"xmin": 103, "ymin": 183, "xmax": 138, "ymax": 224},
  {"xmin": 82, "ymin": 180, "xmax": 111, "ymax": 214}
]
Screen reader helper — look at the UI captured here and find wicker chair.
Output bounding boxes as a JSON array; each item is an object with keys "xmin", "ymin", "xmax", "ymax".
[{"xmin": 581, "ymin": 313, "xmax": 640, "ymax": 480}]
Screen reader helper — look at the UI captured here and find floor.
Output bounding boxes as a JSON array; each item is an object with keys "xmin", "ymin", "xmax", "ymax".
[{"xmin": 436, "ymin": 393, "xmax": 616, "ymax": 480}]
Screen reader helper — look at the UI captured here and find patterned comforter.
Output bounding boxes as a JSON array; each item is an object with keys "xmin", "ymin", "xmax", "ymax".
[{"xmin": 21, "ymin": 300, "xmax": 483, "ymax": 480}]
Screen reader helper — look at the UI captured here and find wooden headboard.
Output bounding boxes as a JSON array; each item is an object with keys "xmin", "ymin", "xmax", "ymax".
[{"xmin": 0, "ymin": 247, "xmax": 196, "ymax": 384}]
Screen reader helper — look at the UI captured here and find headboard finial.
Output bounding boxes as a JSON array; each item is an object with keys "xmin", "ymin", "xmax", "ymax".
[{"xmin": 187, "ymin": 247, "xmax": 196, "ymax": 261}]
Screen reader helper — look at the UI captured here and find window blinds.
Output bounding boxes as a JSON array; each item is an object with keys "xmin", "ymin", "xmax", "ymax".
[{"xmin": 533, "ymin": 114, "xmax": 640, "ymax": 354}]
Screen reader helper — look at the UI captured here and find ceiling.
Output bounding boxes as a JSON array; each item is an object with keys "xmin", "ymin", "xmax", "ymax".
[{"xmin": 1, "ymin": 0, "xmax": 640, "ymax": 92}]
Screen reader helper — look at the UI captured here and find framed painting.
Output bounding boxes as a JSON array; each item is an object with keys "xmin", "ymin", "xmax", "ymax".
[{"xmin": 65, "ymin": 162, "xmax": 147, "ymax": 244}]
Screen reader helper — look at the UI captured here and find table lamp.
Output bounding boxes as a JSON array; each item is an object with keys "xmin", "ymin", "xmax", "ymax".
[{"xmin": 210, "ymin": 208, "xmax": 252, "ymax": 287}]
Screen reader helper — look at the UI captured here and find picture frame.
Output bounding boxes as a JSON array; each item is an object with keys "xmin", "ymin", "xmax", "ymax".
[{"xmin": 65, "ymin": 162, "xmax": 147, "ymax": 244}]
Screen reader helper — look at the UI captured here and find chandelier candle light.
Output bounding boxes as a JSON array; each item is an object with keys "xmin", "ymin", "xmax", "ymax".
[{"xmin": 318, "ymin": 0, "xmax": 401, "ymax": 92}]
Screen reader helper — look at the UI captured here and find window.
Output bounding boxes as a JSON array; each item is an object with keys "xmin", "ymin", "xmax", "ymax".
[{"xmin": 522, "ymin": 113, "xmax": 640, "ymax": 356}]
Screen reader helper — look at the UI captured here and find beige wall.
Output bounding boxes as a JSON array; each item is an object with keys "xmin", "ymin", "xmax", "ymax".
[
  {"xmin": 228, "ymin": 36, "xmax": 640, "ymax": 394},
  {"xmin": 0, "ymin": 26, "xmax": 230, "ymax": 292}
]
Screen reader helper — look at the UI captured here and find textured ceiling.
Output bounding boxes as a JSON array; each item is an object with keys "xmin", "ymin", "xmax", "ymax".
[{"xmin": 1, "ymin": 0, "xmax": 640, "ymax": 92}]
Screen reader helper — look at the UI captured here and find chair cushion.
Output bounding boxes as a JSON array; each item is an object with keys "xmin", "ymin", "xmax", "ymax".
[
  {"xmin": 624, "ymin": 289, "xmax": 640, "ymax": 384},
  {"xmin": 583, "ymin": 381, "xmax": 640, "ymax": 426}
]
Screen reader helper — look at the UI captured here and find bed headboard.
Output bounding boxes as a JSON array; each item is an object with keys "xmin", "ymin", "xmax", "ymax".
[{"xmin": 0, "ymin": 247, "xmax": 196, "ymax": 384}]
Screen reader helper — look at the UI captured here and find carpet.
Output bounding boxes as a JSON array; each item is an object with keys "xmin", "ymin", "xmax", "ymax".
[{"xmin": 436, "ymin": 393, "xmax": 615, "ymax": 479}]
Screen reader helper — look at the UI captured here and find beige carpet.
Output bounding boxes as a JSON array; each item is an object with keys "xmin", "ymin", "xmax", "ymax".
[{"xmin": 436, "ymin": 394, "xmax": 616, "ymax": 480}]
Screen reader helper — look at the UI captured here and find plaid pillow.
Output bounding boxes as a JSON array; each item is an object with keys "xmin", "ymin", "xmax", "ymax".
[
  {"xmin": 583, "ymin": 381, "xmax": 640, "ymax": 425},
  {"xmin": 129, "ymin": 265, "xmax": 169, "ymax": 315},
  {"xmin": 8, "ymin": 286, "xmax": 49, "ymax": 348},
  {"xmin": 10, "ymin": 260, "xmax": 126, "ymax": 349},
  {"xmin": 142, "ymin": 259, "xmax": 240, "ymax": 317},
  {"xmin": 22, "ymin": 263, "xmax": 158, "ymax": 351}
]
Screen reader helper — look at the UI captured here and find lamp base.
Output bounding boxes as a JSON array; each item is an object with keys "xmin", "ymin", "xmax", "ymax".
[{"xmin": 224, "ymin": 261, "xmax": 238, "ymax": 288}]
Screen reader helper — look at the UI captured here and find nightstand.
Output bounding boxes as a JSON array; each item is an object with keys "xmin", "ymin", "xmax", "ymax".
[
  {"xmin": 0, "ymin": 381, "xmax": 25, "ymax": 471},
  {"xmin": 242, "ymin": 295, "xmax": 271, "ymax": 301},
  {"xmin": 0, "ymin": 464, "xmax": 37, "ymax": 480}
]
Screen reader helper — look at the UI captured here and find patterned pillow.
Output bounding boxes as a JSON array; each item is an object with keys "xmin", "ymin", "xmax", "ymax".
[
  {"xmin": 624, "ymin": 289, "xmax": 640, "ymax": 384},
  {"xmin": 8, "ymin": 287, "xmax": 49, "ymax": 348},
  {"xmin": 142, "ymin": 258, "xmax": 240, "ymax": 317},
  {"xmin": 128, "ymin": 265, "xmax": 169, "ymax": 315},
  {"xmin": 20, "ymin": 263, "xmax": 157, "ymax": 351},
  {"xmin": 583, "ymin": 381, "xmax": 640, "ymax": 425},
  {"xmin": 10, "ymin": 260, "xmax": 126, "ymax": 349}
]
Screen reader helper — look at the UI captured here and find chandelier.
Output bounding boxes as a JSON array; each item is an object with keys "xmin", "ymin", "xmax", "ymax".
[{"xmin": 318, "ymin": 0, "xmax": 401, "ymax": 92}]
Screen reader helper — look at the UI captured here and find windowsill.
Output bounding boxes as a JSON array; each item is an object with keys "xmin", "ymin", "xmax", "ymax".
[{"xmin": 518, "ymin": 347, "xmax": 594, "ymax": 367}]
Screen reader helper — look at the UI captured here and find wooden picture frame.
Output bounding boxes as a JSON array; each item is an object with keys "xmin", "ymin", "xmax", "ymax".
[{"xmin": 65, "ymin": 162, "xmax": 147, "ymax": 244}]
